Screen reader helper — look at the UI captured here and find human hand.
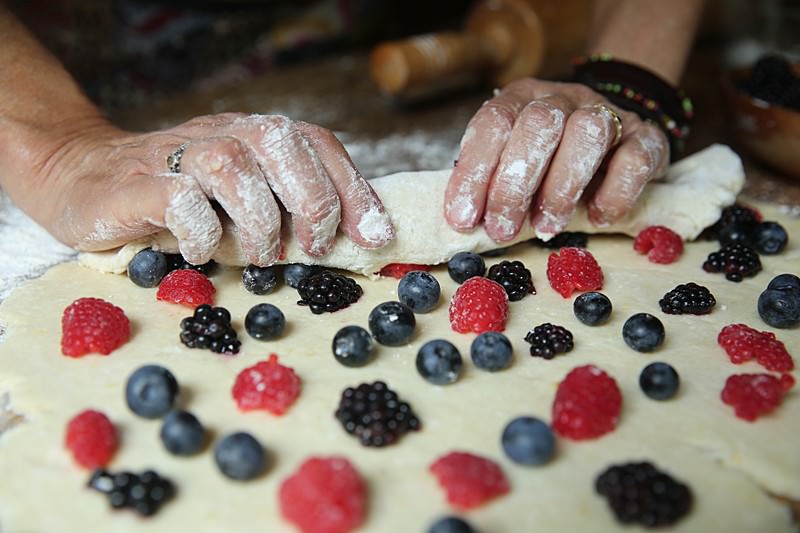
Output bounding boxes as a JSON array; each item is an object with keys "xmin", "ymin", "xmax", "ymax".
[
  {"xmin": 444, "ymin": 78, "xmax": 669, "ymax": 241},
  {"xmin": 35, "ymin": 113, "xmax": 394, "ymax": 266}
]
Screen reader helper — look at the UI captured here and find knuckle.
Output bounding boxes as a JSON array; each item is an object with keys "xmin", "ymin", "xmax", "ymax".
[
  {"xmin": 571, "ymin": 108, "xmax": 610, "ymax": 143},
  {"xmin": 520, "ymin": 101, "xmax": 565, "ymax": 130}
]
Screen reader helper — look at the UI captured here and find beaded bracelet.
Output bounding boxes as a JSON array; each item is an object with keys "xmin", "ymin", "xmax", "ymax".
[{"xmin": 571, "ymin": 54, "xmax": 694, "ymax": 157}]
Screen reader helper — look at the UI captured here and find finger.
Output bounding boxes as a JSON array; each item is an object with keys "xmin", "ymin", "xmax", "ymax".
[
  {"xmin": 444, "ymin": 81, "xmax": 538, "ymax": 231},
  {"xmin": 179, "ymin": 136, "xmax": 283, "ymax": 266},
  {"xmin": 296, "ymin": 122, "xmax": 394, "ymax": 249},
  {"xmin": 587, "ymin": 122, "xmax": 669, "ymax": 226},
  {"xmin": 227, "ymin": 115, "xmax": 341, "ymax": 257},
  {"xmin": 482, "ymin": 95, "xmax": 570, "ymax": 242},
  {"xmin": 529, "ymin": 104, "xmax": 619, "ymax": 237}
]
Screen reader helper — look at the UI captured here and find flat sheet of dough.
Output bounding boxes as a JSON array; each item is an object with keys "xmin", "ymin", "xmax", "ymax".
[
  {"xmin": 80, "ymin": 144, "xmax": 745, "ymax": 276},
  {"xmin": 0, "ymin": 198, "xmax": 797, "ymax": 532}
]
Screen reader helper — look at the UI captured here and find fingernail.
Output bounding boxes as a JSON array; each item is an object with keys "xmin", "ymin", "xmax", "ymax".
[
  {"xmin": 357, "ymin": 208, "xmax": 394, "ymax": 247},
  {"xmin": 446, "ymin": 195, "xmax": 479, "ymax": 230},
  {"xmin": 485, "ymin": 213, "xmax": 517, "ymax": 242}
]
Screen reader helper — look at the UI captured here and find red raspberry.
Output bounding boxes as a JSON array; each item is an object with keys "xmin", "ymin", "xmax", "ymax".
[
  {"xmin": 429, "ymin": 451, "xmax": 510, "ymax": 510},
  {"xmin": 378, "ymin": 263, "xmax": 432, "ymax": 279},
  {"xmin": 64, "ymin": 409, "xmax": 118, "ymax": 469},
  {"xmin": 717, "ymin": 324, "xmax": 794, "ymax": 372},
  {"xmin": 279, "ymin": 456, "xmax": 366, "ymax": 533},
  {"xmin": 232, "ymin": 354, "xmax": 301, "ymax": 415},
  {"xmin": 721, "ymin": 373, "xmax": 795, "ymax": 421},
  {"xmin": 448, "ymin": 277, "xmax": 509, "ymax": 333},
  {"xmin": 552, "ymin": 365, "xmax": 622, "ymax": 440},
  {"xmin": 633, "ymin": 226, "xmax": 684, "ymax": 264},
  {"xmin": 546, "ymin": 247, "xmax": 604, "ymax": 298},
  {"xmin": 156, "ymin": 268, "xmax": 215, "ymax": 308},
  {"xmin": 61, "ymin": 297, "xmax": 130, "ymax": 357}
]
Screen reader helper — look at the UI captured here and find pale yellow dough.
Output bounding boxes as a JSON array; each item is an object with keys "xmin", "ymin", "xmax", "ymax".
[{"xmin": 0, "ymin": 153, "xmax": 798, "ymax": 532}]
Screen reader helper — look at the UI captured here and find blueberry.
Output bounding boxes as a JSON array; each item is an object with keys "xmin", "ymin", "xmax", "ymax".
[
  {"xmin": 470, "ymin": 332, "xmax": 513, "ymax": 371},
  {"xmin": 416, "ymin": 339, "xmax": 463, "ymax": 385},
  {"xmin": 368, "ymin": 301, "xmax": 416, "ymax": 346},
  {"xmin": 214, "ymin": 432, "xmax": 267, "ymax": 481},
  {"xmin": 639, "ymin": 362, "xmax": 680, "ymax": 400},
  {"xmin": 283, "ymin": 264, "xmax": 320, "ymax": 289},
  {"xmin": 245, "ymin": 303, "xmax": 286, "ymax": 340},
  {"xmin": 717, "ymin": 222, "xmax": 754, "ymax": 247},
  {"xmin": 752, "ymin": 221, "xmax": 788, "ymax": 255},
  {"xmin": 398, "ymin": 271, "xmax": 441, "ymax": 313},
  {"xmin": 125, "ymin": 365, "xmax": 179, "ymax": 419},
  {"xmin": 447, "ymin": 251, "xmax": 486, "ymax": 284},
  {"xmin": 242, "ymin": 264, "xmax": 279, "ymax": 295},
  {"xmin": 168, "ymin": 254, "xmax": 217, "ymax": 276},
  {"xmin": 159, "ymin": 410, "xmax": 206, "ymax": 456},
  {"xmin": 573, "ymin": 292, "xmax": 612, "ymax": 326},
  {"xmin": 767, "ymin": 273, "xmax": 800, "ymax": 292},
  {"xmin": 127, "ymin": 248, "xmax": 171, "ymax": 288},
  {"xmin": 622, "ymin": 313, "xmax": 665, "ymax": 352},
  {"xmin": 428, "ymin": 516, "xmax": 476, "ymax": 533},
  {"xmin": 758, "ymin": 288, "xmax": 800, "ymax": 328},
  {"xmin": 332, "ymin": 325, "xmax": 375, "ymax": 367},
  {"xmin": 501, "ymin": 416, "xmax": 556, "ymax": 466}
]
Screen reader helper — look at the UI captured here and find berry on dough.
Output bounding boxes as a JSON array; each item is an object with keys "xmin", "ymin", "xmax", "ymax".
[
  {"xmin": 721, "ymin": 373, "xmax": 795, "ymax": 421},
  {"xmin": 546, "ymin": 247, "xmax": 604, "ymax": 298},
  {"xmin": 429, "ymin": 451, "xmax": 510, "ymax": 510},
  {"xmin": 156, "ymin": 268, "xmax": 216, "ymax": 307},
  {"xmin": 717, "ymin": 323, "xmax": 794, "ymax": 373},
  {"xmin": 633, "ymin": 226, "xmax": 684, "ymax": 264},
  {"xmin": 60, "ymin": 297, "xmax": 130, "ymax": 357},
  {"xmin": 552, "ymin": 365, "xmax": 623, "ymax": 440},
  {"xmin": 232, "ymin": 354, "xmax": 301, "ymax": 415},
  {"xmin": 448, "ymin": 276, "xmax": 509, "ymax": 334},
  {"xmin": 64, "ymin": 409, "xmax": 118, "ymax": 469}
]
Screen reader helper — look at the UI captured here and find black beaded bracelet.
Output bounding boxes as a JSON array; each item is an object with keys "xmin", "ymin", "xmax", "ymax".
[{"xmin": 571, "ymin": 54, "xmax": 694, "ymax": 157}]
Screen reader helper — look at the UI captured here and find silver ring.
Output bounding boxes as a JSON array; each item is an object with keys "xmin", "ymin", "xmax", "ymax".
[
  {"xmin": 590, "ymin": 103, "xmax": 624, "ymax": 147},
  {"xmin": 166, "ymin": 142, "xmax": 188, "ymax": 173}
]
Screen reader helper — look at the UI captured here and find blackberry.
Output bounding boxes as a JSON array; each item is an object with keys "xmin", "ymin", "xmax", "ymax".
[
  {"xmin": 447, "ymin": 251, "xmax": 486, "ymax": 284},
  {"xmin": 536, "ymin": 231, "xmax": 588, "ymax": 249},
  {"xmin": 705, "ymin": 204, "xmax": 759, "ymax": 240},
  {"xmin": 658, "ymin": 282, "xmax": 716, "ymax": 315},
  {"xmin": 179, "ymin": 304, "xmax": 241, "ymax": 354},
  {"xmin": 487, "ymin": 260, "xmax": 535, "ymax": 301},
  {"xmin": 702, "ymin": 243, "xmax": 762, "ymax": 282},
  {"xmin": 334, "ymin": 381, "xmax": 421, "ymax": 447},
  {"xmin": 242, "ymin": 264, "xmax": 280, "ymax": 295},
  {"xmin": 296, "ymin": 270, "xmax": 362, "ymax": 314},
  {"xmin": 88, "ymin": 469, "xmax": 175, "ymax": 516},
  {"xmin": 595, "ymin": 461, "xmax": 693, "ymax": 527},
  {"xmin": 524, "ymin": 323, "xmax": 574, "ymax": 359}
]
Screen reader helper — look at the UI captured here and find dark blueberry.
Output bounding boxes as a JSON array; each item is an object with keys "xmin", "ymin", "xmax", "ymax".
[
  {"xmin": 398, "ymin": 271, "xmax": 441, "ymax": 313},
  {"xmin": 332, "ymin": 325, "xmax": 375, "ymax": 367},
  {"xmin": 487, "ymin": 260, "xmax": 535, "ymax": 301},
  {"xmin": 470, "ymin": 331, "xmax": 513, "ymax": 372},
  {"xmin": 244, "ymin": 303, "xmax": 286, "ymax": 340},
  {"xmin": 758, "ymin": 288, "xmax": 800, "ymax": 328},
  {"xmin": 127, "ymin": 248, "xmax": 171, "ymax": 288},
  {"xmin": 368, "ymin": 301, "xmax": 416, "ymax": 346},
  {"xmin": 658, "ymin": 282, "xmax": 716, "ymax": 315},
  {"xmin": 639, "ymin": 362, "xmax": 680, "ymax": 400},
  {"xmin": 214, "ymin": 432, "xmax": 268, "ymax": 481},
  {"xmin": 296, "ymin": 270, "xmax": 363, "ymax": 314},
  {"xmin": 717, "ymin": 223, "xmax": 754, "ymax": 247},
  {"xmin": 447, "ymin": 251, "xmax": 486, "ymax": 284},
  {"xmin": 428, "ymin": 516, "xmax": 476, "ymax": 533},
  {"xmin": 334, "ymin": 381, "xmax": 421, "ymax": 447},
  {"xmin": 768, "ymin": 273, "xmax": 800, "ymax": 292},
  {"xmin": 242, "ymin": 264, "xmax": 280, "ymax": 295},
  {"xmin": 702, "ymin": 243, "xmax": 762, "ymax": 282},
  {"xmin": 168, "ymin": 254, "xmax": 217, "ymax": 276},
  {"xmin": 283, "ymin": 263, "xmax": 320, "ymax": 289},
  {"xmin": 573, "ymin": 292, "xmax": 612, "ymax": 326},
  {"xmin": 501, "ymin": 416, "xmax": 556, "ymax": 466},
  {"xmin": 125, "ymin": 365, "xmax": 179, "ymax": 419},
  {"xmin": 160, "ymin": 410, "xmax": 206, "ymax": 456},
  {"xmin": 536, "ymin": 231, "xmax": 588, "ymax": 249},
  {"xmin": 596, "ymin": 462, "xmax": 693, "ymax": 527},
  {"xmin": 524, "ymin": 323, "xmax": 574, "ymax": 359},
  {"xmin": 622, "ymin": 313, "xmax": 665, "ymax": 352},
  {"xmin": 416, "ymin": 339, "xmax": 463, "ymax": 385},
  {"xmin": 752, "ymin": 221, "xmax": 788, "ymax": 255}
]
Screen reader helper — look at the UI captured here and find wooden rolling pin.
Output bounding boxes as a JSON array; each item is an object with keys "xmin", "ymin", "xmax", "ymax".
[{"xmin": 370, "ymin": 0, "xmax": 591, "ymax": 98}]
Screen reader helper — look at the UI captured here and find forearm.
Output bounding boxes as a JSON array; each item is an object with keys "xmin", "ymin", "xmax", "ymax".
[{"xmin": 587, "ymin": 0, "xmax": 706, "ymax": 84}]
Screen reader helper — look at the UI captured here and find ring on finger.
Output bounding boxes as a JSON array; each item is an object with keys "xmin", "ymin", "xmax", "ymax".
[
  {"xmin": 590, "ymin": 103, "xmax": 623, "ymax": 147},
  {"xmin": 166, "ymin": 142, "xmax": 189, "ymax": 173}
]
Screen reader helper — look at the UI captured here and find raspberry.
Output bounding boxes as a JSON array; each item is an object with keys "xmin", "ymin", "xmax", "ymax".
[
  {"xmin": 633, "ymin": 226, "xmax": 684, "ymax": 264},
  {"xmin": 448, "ymin": 277, "xmax": 509, "ymax": 334},
  {"xmin": 717, "ymin": 324, "xmax": 794, "ymax": 372},
  {"xmin": 546, "ymin": 247, "xmax": 604, "ymax": 298},
  {"xmin": 65, "ymin": 409, "xmax": 118, "ymax": 469},
  {"xmin": 279, "ymin": 456, "xmax": 366, "ymax": 533},
  {"xmin": 552, "ymin": 365, "xmax": 622, "ymax": 440},
  {"xmin": 378, "ymin": 263, "xmax": 431, "ymax": 279},
  {"xmin": 721, "ymin": 373, "xmax": 795, "ymax": 421},
  {"xmin": 61, "ymin": 297, "xmax": 130, "ymax": 357},
  {"xmin": 156, "ymin": 268, "xmax": 215, "ymax": 307},
  {"xmin": 232, "ymin": 354, "xmax": 301, "ymax": 415},
  {"xmin": 429, "ymin": 451, "xmax": 510, "ymax": 510}
]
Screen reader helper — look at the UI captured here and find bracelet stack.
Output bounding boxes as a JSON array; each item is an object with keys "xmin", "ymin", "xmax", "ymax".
[{"xmin": 571, "ymin": 53, "xmax": 694, "ymax": 157}]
